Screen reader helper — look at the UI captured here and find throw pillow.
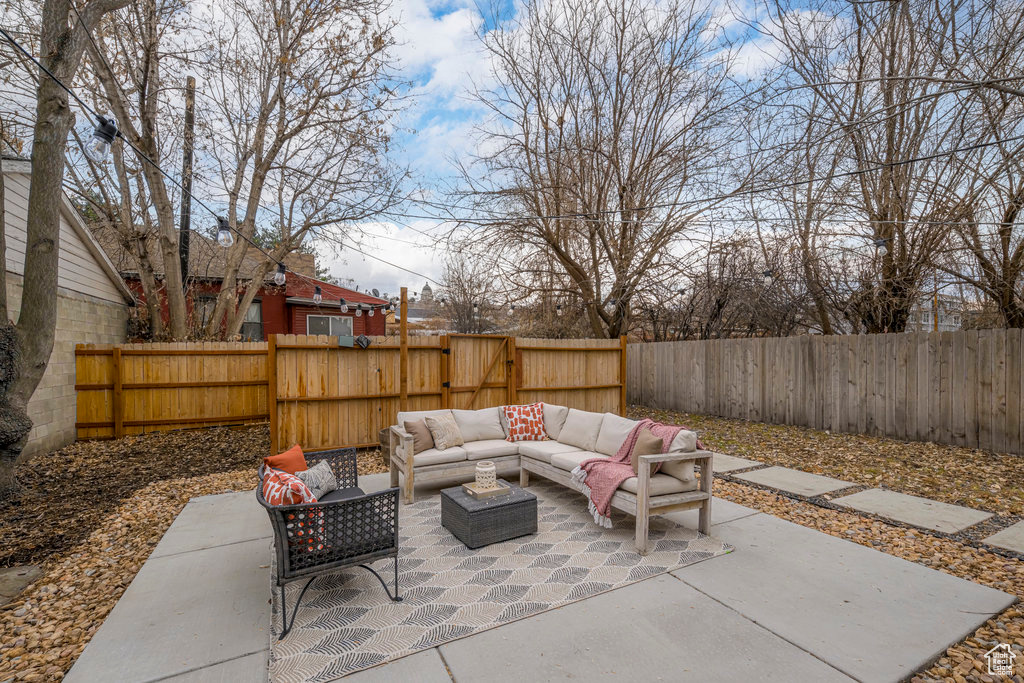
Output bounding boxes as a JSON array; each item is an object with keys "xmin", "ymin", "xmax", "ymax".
[
  {"xmin": 295, "ymin": 460, "xmax": 338, "ymax": 499},
  {"xmin": 425, "ymin": 413, "xmax": 464, "ymax": 450},
  {"xmin": 286, "ymin": 508, "xmax": 325, "ymax": 553},
  {"xmin": 630, "ymin": 427, "xmax": 666, "ymax": 474},
  {"xmin": 503, "ymin": 403, "xmax": 547, "ymax": 442},
  {"xmin": 263, "ymin": 444, "xmax": 307, "ymax": 474},
  {"xmin": 262, "ymin": 468, "xmax": 318, "ymax": 506},
  {"xmin": 403, "ymin": 419, "xmax": 435, "ymax": 455}
]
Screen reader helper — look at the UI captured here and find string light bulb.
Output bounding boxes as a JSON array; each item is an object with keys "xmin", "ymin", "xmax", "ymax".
[
  {"xmin": 556, "ymin": 304, "xmax": 563, "ymax": 316},
  {"xmin": 85, "ymin": 115, "xmax": 118, "ymax": 163},
  {"xmin": 313, "ymin": 286, "xmax": 322, "ymax": 304},
  {"xmin": 340, "ymin": 298, "xmax": 349, "ymax": 313},
  {"xmin": 355, "ymin": 304, "xmax": 363, "ymax": 317},
  {"xmin": 368, "ymin": 306, "xmax": 375, "ymax": 317},
  {"xmin": 762, "ymin": 269, "xmax": 774, "ymax": 285},
  {"xmin": 216, "ymin": 217, "xmax": 234, "ymax": 247},
  {"xmin": 509, "ymin": 304, "xmax": 515, "ymax": 316},
  {"xmin": 873, "ymin": 237, "xmax": 891, "ymax": 253},
  {"xmin": 473, "ymin": 302, "xmax": 479, "ymax": 315},
  {"xmin": 274, "ymin": 263, "xmax": 286, "ymax": 286}
]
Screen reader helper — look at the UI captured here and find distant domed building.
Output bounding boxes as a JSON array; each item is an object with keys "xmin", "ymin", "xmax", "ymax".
[{"xmin": 419, "ymin": 282, "xmax": 434, "ymax": 306}]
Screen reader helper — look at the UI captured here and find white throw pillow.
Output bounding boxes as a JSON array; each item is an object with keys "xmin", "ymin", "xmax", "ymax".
[
  {"xmin": 452, "ymin": 408, "xmax": 505, "ymax": 442},
  {"xmin": 557, "ymin": 409, "xmax": 604, "ymax": 451},
  {"xmin": 594, "ymin": 413, "xmax": 639, "ymax": 456},
  {"xmin": 542, "ymin": 403, "xmax": 569, "ymax": 440},
  {"xmin": 669, "ymin": 429, "xmax": 697, "ymax": 453}
]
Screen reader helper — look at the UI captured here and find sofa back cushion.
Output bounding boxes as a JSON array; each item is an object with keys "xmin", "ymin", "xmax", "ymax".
[
  {"xmin": 542, "ymin": 403, "xmax": 569, "ymax": 440},
  {"xmin": 669, "ymin": 430, "xmax": 697, "ymax": 453},
  {"xmin": 594, "ymin": 413, "xmax": 639, "ymax": 456},
  {"xmin": 397, "ymin": 408, "xmax": 453, "ymax": 426},
  {"xmin": 558, "ymin": 409, "xmax": 604, "ymax": 451},
  {"xmin": 452, "ymin": 407, "xmax": 506, "ymax": 442}
]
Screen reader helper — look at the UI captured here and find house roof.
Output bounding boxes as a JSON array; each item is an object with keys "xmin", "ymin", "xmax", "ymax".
[
  {"xmin": 284, "ymin": 273, "xmax": 387, "ymax": 306},
  {"xmin": 91, "ymin": 225, "xmax": 275, "ymax": 283}
]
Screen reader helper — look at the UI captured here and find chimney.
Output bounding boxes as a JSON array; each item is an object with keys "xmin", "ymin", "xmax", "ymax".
[{"xmin": 283, "ymin": 252, "xmax": 316, "ymax": 277}]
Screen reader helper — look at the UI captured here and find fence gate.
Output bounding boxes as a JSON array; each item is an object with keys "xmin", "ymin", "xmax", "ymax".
[{"xmin": 444, "ymin": 334, "xmax": 515, "ymax": 410}]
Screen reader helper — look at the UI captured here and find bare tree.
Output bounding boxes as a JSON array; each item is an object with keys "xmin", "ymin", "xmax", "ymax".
[
  {"xmin": 455, "ymin": 0, "xmax": 741, "ymax": 339},
  {"xmin": 199, "ymin": 0, "xmax": 406, "ymax": 339},
  {"xmin": 0, "ymin": 0, "xmax": 131, "ymax": 497},
  {"xmin": 439, "ymin": 255, "xmax": 493, "ymax": 334}
]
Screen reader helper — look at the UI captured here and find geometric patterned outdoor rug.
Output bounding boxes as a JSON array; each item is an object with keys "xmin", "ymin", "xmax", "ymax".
[{"xmin": 269, "ymin": 479, "xmax": 732, "ymax": 682}]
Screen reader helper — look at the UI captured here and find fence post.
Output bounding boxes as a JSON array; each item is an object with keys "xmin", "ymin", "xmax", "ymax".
[
  {"xmin": 399, "ymin": 287, "xmax": 409, "ymax": 412},
  {"xmin": 268, "ymin": 335, "xmax": 278, "ymax": 455},
  {"xmin": 619, "ymin": 335, "xmax": 628, "ymax": 416},
  {"xmin": 112, "ymin": 346, "xmax": 124, "ymax": 438},
  {"xmin": 440, "ymin": 334, "xmax": 450, "ymax": 409},
  {"xmin": 507, "ymin": 336, "xmax": 517, "ymax": 405}
]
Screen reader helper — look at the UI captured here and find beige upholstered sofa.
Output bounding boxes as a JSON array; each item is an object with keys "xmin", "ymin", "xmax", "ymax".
[{"xmin": 388, "ymin": 405, "xmax": 713, "ymax": 554}]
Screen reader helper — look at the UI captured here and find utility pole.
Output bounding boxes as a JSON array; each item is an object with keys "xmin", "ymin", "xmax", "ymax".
[{"xmin": 178, "ymin": 76, "xmax": 196, "ymax": 291}]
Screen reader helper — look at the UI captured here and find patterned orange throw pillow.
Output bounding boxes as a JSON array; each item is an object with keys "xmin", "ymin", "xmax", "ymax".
[
  {"xmin": 262, "ymin": 468, "xmax": 318, "ymax": 506},
  {"xmin": 503, "ymin": 403, "xmax": 548, "ymax": 442}
]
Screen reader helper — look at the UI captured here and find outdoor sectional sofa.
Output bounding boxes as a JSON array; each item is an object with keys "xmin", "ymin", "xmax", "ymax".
[{"xmin": 388, "ymin": 406, "xmax": 714, "ymax": 554}]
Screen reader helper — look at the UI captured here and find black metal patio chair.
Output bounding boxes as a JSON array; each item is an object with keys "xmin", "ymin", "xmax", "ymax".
[{"xmin": 257, "ymin": 447, "xmax": 402, "ymax": 638}]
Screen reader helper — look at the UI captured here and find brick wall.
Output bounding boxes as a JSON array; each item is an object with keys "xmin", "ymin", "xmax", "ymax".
[
  {"xmin": 289, "ymin": 305, "xmax": 386, "ymax": 336},
  {"xmin": 6, "ymin": 273, "xmax": 128, "ymax": 457}
]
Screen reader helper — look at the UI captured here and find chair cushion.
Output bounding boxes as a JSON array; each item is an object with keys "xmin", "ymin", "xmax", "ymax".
[
  {"xmin": 263, "ymin": 444, "xmax": 307, "ymax": 474},
  {"xmin": 661, "ymin": 459, "xmax": 695, "ymax": 482},
  {"xmin": 503, "ymin": 403, "xmax": 548, "ymax": 441},
  {"xmin": 517, "ymin": 440, "xmax": 581, "ymax": 464},
  {"xmin": 410, "ymin": 446, "xmax": 467, "ymax": 467},
  {"xmin": 669, "ymin": 430, "xmax": 697, "ymax": 453},
  {"xmin": 542, "ymin": 403, "xmax": 569, "ymax": 440},
  {"xmin": 594, "ymin": 413, "xmax": 639, "ymax": 456},
  {"xmin": 551, "ymin": 450, "xmax": 607, "ymax": 472},
  {"xmin": 397, "ymin": 409, "xmax": 453, "ymax": 426},
  {"xmin": 425, "ymin": 414, "xmax": 465, "ymax": 450},
  {"xmin": 619, "ymin": 474, "xmax": 698, "ymax": 496},
  {"xmin": 452, "ymin": 407, "xmax": 505, "ymax": 442},
  {"xmin": 317, "ymin": 486, "xmax": 365, "ymax": 503},
  {"xmin": 558, "ymin": 409, "xmax": 604, "ymax": 451},
  {"xmin": 463, "ymin": 439, "xmax": 520, "ymax": 460}
]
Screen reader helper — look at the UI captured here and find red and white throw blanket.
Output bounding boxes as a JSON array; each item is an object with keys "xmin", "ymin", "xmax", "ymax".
[{"xmin": 570, "ymin": 419, "xmax": 701, "ymax": 528}]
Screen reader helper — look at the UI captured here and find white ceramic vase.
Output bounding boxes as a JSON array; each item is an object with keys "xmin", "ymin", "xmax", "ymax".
[{"xmin": 475, "ymin": 461, "xmax": 497, "ymax": 488}]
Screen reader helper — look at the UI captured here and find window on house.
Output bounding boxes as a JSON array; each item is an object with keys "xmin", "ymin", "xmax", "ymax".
[
  {"xmin": 307, "ymin": 314, "xmax": 353, "ymax": 337},
  {"xmin": 197, "ymin": 296, "xmax": 218, "ymax": 327},
  {"xmin": 240, "ymin": 301, "xmax": 263, "ymax": 341}
]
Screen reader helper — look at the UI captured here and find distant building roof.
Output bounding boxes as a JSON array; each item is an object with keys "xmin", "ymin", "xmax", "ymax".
[{"xmin": 284, "ymin": 273, "xmax": 387, "ymax": 306}]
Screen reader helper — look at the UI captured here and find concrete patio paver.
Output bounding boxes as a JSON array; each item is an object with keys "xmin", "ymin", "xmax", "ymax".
[
  {"xmin": 733, "ymin": 465, "xmax": 855, "ymax": 497},
  {"xmin": 983, "ymin": 520, "xmax": 1024, "ymax": 554},
  {"xmin": 711, "ymin": 452, "xmax": 762, "ymax": 472},
  {"xmin": 345, "ymin": 648, "xmax": 453, "ymax": 683},
  {"xmin": 674, "ymin": 512, "xmax": 1016, "ymax": 682},
  {"xmin": 833, "ymin": 488, "xmax": 994, "ymax": 533},
  {"xmin": 438, "ymin": 572, "xmax": 855, "ymax": 682},
  {"xmin": 150, "ymin": 490, "xmax": 270, "ymax": 559}
]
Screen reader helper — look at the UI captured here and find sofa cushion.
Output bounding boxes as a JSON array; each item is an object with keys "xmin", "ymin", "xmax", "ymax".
[
  {"xmin": 551, "ymin": 450, "xmax": 606, "ymax": 472},
  {"xmin": 318, "ymin": 486, "xmax": 365, "ymax": 503},
  {"xmin": 403, "ymin": 419, "xmax": 434, "ymax": 455},
  {"xmin": 619, "ymin": 473, "xmax": 698, "ymax": 496},
  {"xmin": 594, "ymin": 413, "xmax": 638, "ymax": 456},
  {"xmin": 661, "ymin": 459, "xmax": 695, "ymax": 482},
  {"xmin": 397, "ymin": 409, "xmax": 453, "ymax": 426},
  {"xmin": 669, "ymin": 429, "xmax": 697, "ymax": 453},
  {"xmin": 518, "ymin": 440, "xmax": 581, "ymax": 464},
  {"xmin": 542, "ymin": 403, "xmax": 569, "ymax": 440},
  {"xmin": 410, "ymin": 446, "xmax": 467, "ymax": 466},
  {"xmin": 463, "ymin": 439, "xmax": 520, "ymax": 460},
  {"xmin": 452, "ymin": 408, "xmax": 505, "ymax": 442},
  {"xmin": 558, "ymin": 409, "xmax": 604, "ymax": 451},
  {"xmin": 630, "ymin": 427, "xmax": 665, "ymax": 474},
  {"xmin": 425, "ymin": 414, "xmax": 465, "ymax": 450}
]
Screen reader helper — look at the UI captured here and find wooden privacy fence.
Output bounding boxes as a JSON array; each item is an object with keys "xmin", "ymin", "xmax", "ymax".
[
  {"xmin": 76, "ymin": 334, "xmax": 627, "ymax": 451},
  {"xmin": 627, "ymin": 330, "xmax": 1024, "ymax": 455},
  {"xmin": 75, "ymin": 342, "xmax": 270, "ymax": 439}
]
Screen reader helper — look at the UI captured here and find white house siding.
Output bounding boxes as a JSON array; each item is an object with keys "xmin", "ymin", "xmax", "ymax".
[{"xmin": 2, "ymin": 163, "xmax": 132, "ymax": 456}]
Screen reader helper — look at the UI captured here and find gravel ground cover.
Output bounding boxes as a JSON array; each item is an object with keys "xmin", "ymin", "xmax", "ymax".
[{"xmin": 629, "ymin": 405, "xmax": 1024, "ymax": 517}]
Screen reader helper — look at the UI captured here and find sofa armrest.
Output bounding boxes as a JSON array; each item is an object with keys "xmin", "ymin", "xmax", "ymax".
[
  {"xmin": 637, "ymin": 450, "xmax": 713, "ymax": 496},
  {"xmin": 389, "ymin": 425, "xmax": 414, "ymax": 466},
  {"xmin": 638, "ymin": 449, "xmax": 714, "ymax": 465}
]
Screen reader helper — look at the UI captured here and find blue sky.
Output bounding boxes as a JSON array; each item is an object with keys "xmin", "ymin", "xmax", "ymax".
[{"xmin": 316, "ymin": 0, "xmax": 517, "ymax": 298}]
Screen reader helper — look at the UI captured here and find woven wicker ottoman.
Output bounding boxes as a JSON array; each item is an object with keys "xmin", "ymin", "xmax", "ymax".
[{"xmin": 440, "ymin": 480, "xmax": 538, "ymax": 549}]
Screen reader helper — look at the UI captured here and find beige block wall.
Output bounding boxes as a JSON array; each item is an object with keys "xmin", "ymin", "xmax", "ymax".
[{"xmin": 6, "ymin": 273, "xmax": 128, "ymax": 458}]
